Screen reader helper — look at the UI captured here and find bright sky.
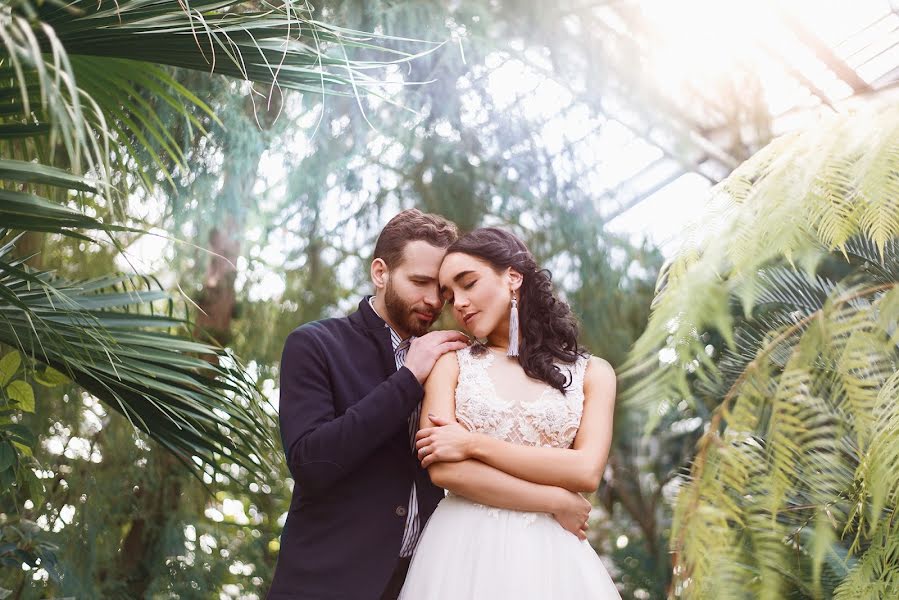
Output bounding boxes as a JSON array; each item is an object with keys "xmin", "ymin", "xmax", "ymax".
[{"xmin": 476, "ymin": 0, "xmax": 898, "ymax": 251}]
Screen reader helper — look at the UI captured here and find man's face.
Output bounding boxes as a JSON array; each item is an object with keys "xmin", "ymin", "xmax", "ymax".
[{"xmin": 383, "ymin": 240, "xmax": 447, "ymax": 338}]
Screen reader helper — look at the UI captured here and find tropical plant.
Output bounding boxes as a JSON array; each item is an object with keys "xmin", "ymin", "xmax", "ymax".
[
  {"xmin": 620, "ymin": 104, "xmax": 899, "ymax": 599},
  {"xmin": 0, "ymin": 0, "xmax": 440, "ymax": 477},
  {"xmin": 0, "ymin": 229, "xmax": 276, "ymax": 473},
  {"xmin": 1, "ymin": 0, "xmax": 435, "ymax": 189}
]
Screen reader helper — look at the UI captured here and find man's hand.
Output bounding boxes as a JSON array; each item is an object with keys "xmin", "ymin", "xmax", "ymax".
[
  {"xmin": 415, "ymin": 414, "xmax": 474, "ymax": 467},
  {"xmin": 404, "ymin": 331, "xmax": 469, "ymax": 384},
  {"xmin": 551, "ymin": 489, "xmax": 592, "ymax": 541}
]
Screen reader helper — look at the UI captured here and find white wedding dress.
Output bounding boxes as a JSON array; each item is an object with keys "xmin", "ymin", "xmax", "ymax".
[{"xmin": 399, "ymin": 346, "xmax": 620, "ymax": 599}]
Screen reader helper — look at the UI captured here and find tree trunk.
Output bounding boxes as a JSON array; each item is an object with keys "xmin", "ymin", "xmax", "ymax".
[{"xmin": 195, "ymin": 91, "xmax": 280, "ymax": 352}]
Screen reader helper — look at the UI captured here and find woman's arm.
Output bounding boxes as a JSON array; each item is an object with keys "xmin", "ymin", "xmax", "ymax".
[
  {"xmin": 417, "ymin": 357, "xmax": 617, "ymax": 493},
  {"xmin": 421, "ymin": 352, "xmax": 592, "ymax": 539}
]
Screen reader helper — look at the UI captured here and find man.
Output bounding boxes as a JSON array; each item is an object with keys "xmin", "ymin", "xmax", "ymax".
[{"xmin": 268, "ymin": 209, "xmax": 469, "ymax": 599}]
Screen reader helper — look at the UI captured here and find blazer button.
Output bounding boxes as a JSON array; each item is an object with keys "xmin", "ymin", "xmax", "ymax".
[{"xmin": 395, "ymin": 505, "xmax": 408, "ymax": 518}]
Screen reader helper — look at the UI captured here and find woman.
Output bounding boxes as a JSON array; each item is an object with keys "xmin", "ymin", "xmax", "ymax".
[{"xmin": 398, "ymin": 227, "xmax": 620, "ymax": 599}]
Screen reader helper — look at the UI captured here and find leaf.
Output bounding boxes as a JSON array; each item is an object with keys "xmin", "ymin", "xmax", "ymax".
[
  {"xmin": 0, "ymin": 469, "xmax": 13, "ymax": 492},
  {"xmin": 0, "ymin": 158, "xmax": 96, "ymax": 192},
  {"xmin": 33, "ymin": 366, "xmax": 69, "ymax": 388},
  {"xmin": 0, "ymin": 124, "xmax": 52, "ymax": 139},
  {"xmin": 11, "ymin": 442, "xmax": 31, "ymax": 457},
  {"xmin": 1, "ymin": 424, "xmax": 35, "ymax": 447},
  {"xmin": 0, "ymin": 442, "xmax": 14, "ymax": 471},
  {"xmin": 22, "ymin": 467, "xmax": 42, "ymax": 498},
  {"xmin": 6, "ymin": 381, "xmax": 34, "ymax": 413},
  {"xmin": 0, "ymin": 352, "xmax": 20, "ymax": 387}
]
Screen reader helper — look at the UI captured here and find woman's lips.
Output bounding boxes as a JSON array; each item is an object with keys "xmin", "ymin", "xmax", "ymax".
[{"xmin": 462, "ymin": 312, "xmax": 478, "ymax": 326}]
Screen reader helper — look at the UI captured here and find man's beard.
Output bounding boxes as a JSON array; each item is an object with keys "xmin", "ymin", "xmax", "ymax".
[{"xmin": 384, "ymin": 281, "xmax": 438, "ymax": 338}]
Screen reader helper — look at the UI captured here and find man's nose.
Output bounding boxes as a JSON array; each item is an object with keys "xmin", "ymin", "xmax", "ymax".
[{"xmin": 423, "ymin": 285, "xmax": 442, "ymax": 309}]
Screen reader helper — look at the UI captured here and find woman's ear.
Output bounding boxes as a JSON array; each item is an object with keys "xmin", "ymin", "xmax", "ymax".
[
  {"xmin": 507, "ymin": 267, "xmax": 523, "ymax": 292},
  {"xmin": 371, "ymin": 258, "xmax": 389, "ymax": 291}
]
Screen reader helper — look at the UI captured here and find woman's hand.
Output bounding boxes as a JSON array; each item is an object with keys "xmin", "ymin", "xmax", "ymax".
[
  {"xmin": 415, "ymin": 414, "xmax": 475, "ymax": 468},
  {"xmin": 551, "ymin": 489, "xmax": 591, "ymax": 540}
]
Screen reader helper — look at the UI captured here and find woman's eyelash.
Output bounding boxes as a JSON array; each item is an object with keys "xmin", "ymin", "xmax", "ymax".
[{"xmin": 445, "ymin": 280, "xmax": 475, "ymax": 304}]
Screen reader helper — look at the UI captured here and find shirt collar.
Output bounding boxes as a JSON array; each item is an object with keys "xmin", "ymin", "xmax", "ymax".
[{"xmin": 368, "ymin": 296, "xmax": 414, "ymax": 351}]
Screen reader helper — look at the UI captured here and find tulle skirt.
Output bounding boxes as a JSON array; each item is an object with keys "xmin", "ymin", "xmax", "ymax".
[{"xmin": 398, "ymin": 493, "xmax": 621, "ymax": 599}]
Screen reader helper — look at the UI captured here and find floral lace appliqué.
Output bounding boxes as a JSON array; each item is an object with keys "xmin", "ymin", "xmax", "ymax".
[
  {"xmin": 454, "ymin": 349, "xmax": 515, "ymax": 441},
  {"xmin": 451, "ymin": 347, "xmax": 589, "ymax": 524},
  {"xmin": 454, "ymin": 346, "xmax": 588, "ymax": 450}
]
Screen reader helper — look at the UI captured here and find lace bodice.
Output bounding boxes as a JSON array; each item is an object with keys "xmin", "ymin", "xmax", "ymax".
[{"xmin": 454, "ymin": 346, "xmax": 589, "ymax": 449}]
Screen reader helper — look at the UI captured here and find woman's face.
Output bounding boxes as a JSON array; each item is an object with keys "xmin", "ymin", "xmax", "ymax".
[{"xmin": 438, "ymin": 252, "xmax": 521, "ymax": 340}]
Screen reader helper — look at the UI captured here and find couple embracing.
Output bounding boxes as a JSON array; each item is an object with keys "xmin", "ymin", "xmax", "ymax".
[{"xmin": 267, "ymin": 209, "xmax": 620, "ymax": 599}]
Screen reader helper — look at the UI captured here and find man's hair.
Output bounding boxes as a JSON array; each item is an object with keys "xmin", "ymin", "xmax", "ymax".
[{"xmin": 373, "ymin": 208, "xmax": 459, "ymax": 268}]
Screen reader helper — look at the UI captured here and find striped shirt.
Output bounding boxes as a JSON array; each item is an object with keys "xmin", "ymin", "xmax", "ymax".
[{"xmin": 368, "ymin": 297, "xmax": 422, "ymax": 557}]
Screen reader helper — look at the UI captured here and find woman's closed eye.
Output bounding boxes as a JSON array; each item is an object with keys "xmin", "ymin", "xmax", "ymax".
[{"xmin": 442, "ymin": 280, "xmax": 476, "ymax": 306}]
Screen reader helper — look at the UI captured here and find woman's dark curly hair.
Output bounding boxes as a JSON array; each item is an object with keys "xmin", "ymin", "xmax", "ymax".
[{"xmin": 446, "ymin": 227, "xmax": 586, "ymax": 393}]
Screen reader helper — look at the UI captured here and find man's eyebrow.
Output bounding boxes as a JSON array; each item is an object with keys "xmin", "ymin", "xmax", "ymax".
[{"xmin": 408, "ymin": 274, "xmax": 436, "ymax": 281}]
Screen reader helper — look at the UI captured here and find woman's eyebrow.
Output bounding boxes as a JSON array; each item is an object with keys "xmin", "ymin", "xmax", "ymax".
[
  {"xmin": 439, "ymin": 270, "xmax": 475, "ymax": 295},
  {"xmin": 452, "ymin": 270, "xmax": 475, "ymax": 283}
]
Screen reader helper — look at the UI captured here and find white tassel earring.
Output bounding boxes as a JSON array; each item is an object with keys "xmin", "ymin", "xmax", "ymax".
[{"xmin": 507, "ymin": 294, "xmax": 520, "ymax": 357}]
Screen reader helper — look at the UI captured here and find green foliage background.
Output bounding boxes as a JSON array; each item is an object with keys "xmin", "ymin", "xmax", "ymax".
[{"xmin": 3, "ymin": 1, "xmax": 897, "ymax": 599}]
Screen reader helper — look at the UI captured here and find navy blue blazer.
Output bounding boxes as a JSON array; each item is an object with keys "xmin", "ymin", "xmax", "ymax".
[{"xmin": 268, "ymin": 297, "xmax": 445, "ymax": 599}]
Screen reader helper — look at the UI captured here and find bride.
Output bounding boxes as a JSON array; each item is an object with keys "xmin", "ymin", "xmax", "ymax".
[{"xmin": 398, "ymin": 227, "xmax": 620, "ymax": 599}]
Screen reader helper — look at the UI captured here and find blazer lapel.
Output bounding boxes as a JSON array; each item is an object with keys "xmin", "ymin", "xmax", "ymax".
[
  {"xmin": 351, "ymin": 296, "xmax": 399, "ymax": 379},
  {"xmin": 372, "ymin": 325, "xmax": 398, "ymax": 378},
  {"xmin": 352, "ymin": 296, "xmax": 413, "ymax": 450}
]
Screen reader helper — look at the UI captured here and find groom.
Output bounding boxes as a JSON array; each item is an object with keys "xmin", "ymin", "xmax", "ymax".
[{"xmin": 267, "ymin": 209, "xmax": 469, "ymax": 599}]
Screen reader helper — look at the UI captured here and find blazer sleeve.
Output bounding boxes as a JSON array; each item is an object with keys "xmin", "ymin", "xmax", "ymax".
[{"xmin": 278, "ymin": 326, "xmax": 423, "ymax": 497}]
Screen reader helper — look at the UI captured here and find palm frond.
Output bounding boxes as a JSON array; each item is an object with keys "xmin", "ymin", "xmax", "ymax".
[
  {"xmin": 1, "ymin": 0, "xmax": 443, "ymax": 201},
  {"xmin": 0, "ymin": 229, "xmax": 276, "ymax": 480}
]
